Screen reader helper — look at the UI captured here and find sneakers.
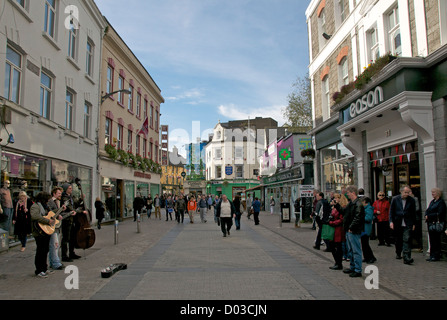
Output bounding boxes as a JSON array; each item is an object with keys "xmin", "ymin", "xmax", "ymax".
[{"xmin": 36, "ymin": 272, "xmax": 48, "ymax": 278}]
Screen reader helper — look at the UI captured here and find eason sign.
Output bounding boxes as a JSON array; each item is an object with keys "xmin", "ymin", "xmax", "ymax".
[{"xmin": 349, "ymin": 86, "xmax": 384, "ymax": 119}]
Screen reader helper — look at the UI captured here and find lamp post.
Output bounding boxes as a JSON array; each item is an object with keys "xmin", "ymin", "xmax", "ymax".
[{"xmin": 101, "ymin": 89, "xmax": 132, "ymax": 105}]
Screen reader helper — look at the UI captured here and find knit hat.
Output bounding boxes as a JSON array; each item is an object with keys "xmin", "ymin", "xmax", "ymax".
[{"xmin": 61, "ymin": 183, "xmax": 71, "ymax": 192}]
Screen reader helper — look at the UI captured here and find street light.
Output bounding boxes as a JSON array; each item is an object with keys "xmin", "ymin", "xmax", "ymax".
[{"xmin": 101, "ymin": 89, "xmax": 132, "ymax": 105}]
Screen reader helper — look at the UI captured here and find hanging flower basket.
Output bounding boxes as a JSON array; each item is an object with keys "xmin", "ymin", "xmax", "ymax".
[{"xmin": 301, "ymin": 148, "xmax": 316, "ymax": 159}]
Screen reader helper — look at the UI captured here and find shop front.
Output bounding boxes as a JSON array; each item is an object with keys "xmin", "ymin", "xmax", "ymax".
[{"xmin": 100, "ymin": 159, "xmax": 160, "ymax": 222}]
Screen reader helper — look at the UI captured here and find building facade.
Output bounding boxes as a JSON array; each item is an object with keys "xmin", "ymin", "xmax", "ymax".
[
  {"xmin": 161, "ymin": 146, "xmax": 186, "ymax": 195},
  {"xmin": 0, "ymin": 0, "xmax": 105, "ymax": 216},
  {"xmin": 99, "ymin": 20, "xmax": 164, "ymax": 221},
  {"xmin": 205, "ymin": 118, "xmax": 280, "ymax": 201},
  {"xmin": 306, "ymin": 0, "xmax": 447, "ymax": 247}
]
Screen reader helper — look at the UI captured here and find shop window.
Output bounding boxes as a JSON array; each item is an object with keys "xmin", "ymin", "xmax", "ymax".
[{"xmin": 320, "ymin": 143, "xmax": 355, "ymax": 193}]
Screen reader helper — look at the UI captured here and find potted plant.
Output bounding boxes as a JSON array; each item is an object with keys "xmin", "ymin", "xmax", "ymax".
[{"xmin": 105, "ymin": 144, "xmax": 118, "ymax": 161}]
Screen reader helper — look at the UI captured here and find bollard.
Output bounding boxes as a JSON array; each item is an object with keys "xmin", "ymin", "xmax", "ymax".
[
  {"xmin": 114, "ymin": 220, "xmax": 119, "ymax": 245},
  {"xmin": 137, "ymin": 213, "xmax": 141, "ymax": 233}
]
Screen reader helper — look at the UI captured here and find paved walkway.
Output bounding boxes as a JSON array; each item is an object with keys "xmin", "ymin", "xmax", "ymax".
[{"xmin": 1, "ymin": 210, "xmax": 446, "ymax": 301}]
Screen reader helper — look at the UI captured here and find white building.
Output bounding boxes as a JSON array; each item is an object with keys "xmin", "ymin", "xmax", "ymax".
[
  {"xmin": 306, "ymin": 0, "xmax": 447, "ymax": 247},
  {"xmin": 0, "ymin": 0, "xmax": 106, "ymax": 209}
]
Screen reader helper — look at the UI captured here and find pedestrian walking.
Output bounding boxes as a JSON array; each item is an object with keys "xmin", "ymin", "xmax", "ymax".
[
  {"xmin": 361, "ymin": 197, "xmax": 376, "ymax": 264},
  {"xmin": 187, "ymin": 196, "xmax": 197, "ymax": 223},
  {"xmin": 12, "ymin": 191, "xmax": 33, "ymax": 252},
  {"xmin": 165, "ymin": 195, "xmax": 174, "ymax": 221},
  {"xmin": 175, "ymin": 195, "xmax": 186, "ymax": 223},
  {"xmin": 425, "ymin": 188, "xmax": 447, "ymax": 262},
  {"xmin": 0, "ymin": 180, "xmax": 13, "ymax": 234},
  {"xmin": 216, "ymin": 195, "xmax": 236, "ymax": 237},
  {"xmin": 252, "ymin": 197, "xmax": 261, "ymax": 225},
  {"xmin": 390, "ymin": 185, "xmax": 416, "ymax": 264},
  {"xmin": 154, "ymin": 194, "xmax": 161, "ymax": 220},
  {"xmin": 133, "ymin": 194, "xmax": 145, "ymax": 222},
  {"xmin": 94, "ymin": 197, "xmax": 105, "ymax": 229},
  {"xmin": 233, "ymin": 195, "xmax": 242, "ymax": 230},
  {"xmin": 270, "ymin": 196, "xmax": 275, "ymax": 215},
  {"xmin": 373, "ymin": 191, "xmax": 391, "ymax": 246},
  {"xmin": 146, "ymin": 195, "xmax": 153, "ymax": 219},
  {"xmin": 342, "ymin": 185, "xmax": 365, "ymax": 278},
  {"xmin": 213, "ymin": 195, "xmax": 220, "ymax": 225},
  {"xmin": 198, "ymin": 195, "xmax": 208, "ymax": 223},
  {"xmin": 246, "ymin": 194, "xmax": 252, "ymax": 220}
]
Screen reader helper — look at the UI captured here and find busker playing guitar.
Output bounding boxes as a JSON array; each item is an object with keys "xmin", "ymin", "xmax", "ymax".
[
  {"xmin": 47, "ymin": 187, "xmax": 69, "ymax": 270},
  {"xmin": 61, "ymin": 183, "xmax": 87, "ymax": 262},
  {"xmin": 31, "ymin": 192, "xmax": 56, "ymax": 278}
]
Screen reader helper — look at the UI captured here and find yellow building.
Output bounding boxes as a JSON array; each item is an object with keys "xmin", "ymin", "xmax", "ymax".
[
  {"xmin": 98, "ymin": 19, "xmax": 164, "ymax": 221},
  {"xmin": 161, "ymin": 148, "xmax": 186, "ymax": 195}
]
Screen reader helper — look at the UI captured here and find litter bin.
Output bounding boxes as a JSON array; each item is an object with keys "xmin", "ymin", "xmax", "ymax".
[
  {"xmin": 0, "ymin": 228, "xmax": 9, "ymax": 253},
  {"xmin": 280, "ymin": 203, "xmax": 291, "ymax": 223}
]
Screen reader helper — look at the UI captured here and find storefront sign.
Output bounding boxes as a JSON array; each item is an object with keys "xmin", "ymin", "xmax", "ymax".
[
  {"xmin": 225, "ymin": 165, "xmax": 233, "ymax": 176},
  {"xmin": 300, "ymin": 185, "xmax": 315, "ymax": 198},
  {"xmin": 134, "ymin": 172, "xmax": 151, "ymax": 179},
  {"xmin": 263, "ymin": 166, "xmax": 303, "ymax": 185},
  {"xmin": 349, "ymin": 86, "xmax": 384, "ymax": 119}
]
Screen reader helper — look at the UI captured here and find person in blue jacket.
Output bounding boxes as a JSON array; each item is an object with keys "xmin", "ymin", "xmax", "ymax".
[
  {"xmin": 252, "ymin": 197, "xmax": 261, "ymax": 225},
  {"xmin": 361, "ymin": 197, "xmax": 376, "ymax": 264}
]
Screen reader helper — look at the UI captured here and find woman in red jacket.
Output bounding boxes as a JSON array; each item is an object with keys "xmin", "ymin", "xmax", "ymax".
[
  {"xmin": 328, "ymin": 193, "xmax": 348, "ymax": 270},
  {"xmin": 373, "ymin": 191, "xmax": 391, "ymax": 246}
]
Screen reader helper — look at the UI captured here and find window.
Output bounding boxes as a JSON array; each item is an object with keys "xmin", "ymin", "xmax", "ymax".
[
  {"xmin": 117, "ymin": 124, "xmax": 123, "ymax": 150},
  {"xmin": 127, "ymin": 130, "xmax": 132, "ymax": 152},
  {"xmin": 83, "ymin": 102, "xmax": 91, "ymax": 138},
  {"xmin": 143, "ymin": 99, "xmax": 148, "ymax": 119},
  {"xmin": 136, "ymin": 93, "xmax": 141, "ymax": 118},
  {"xmin": 44, "ymin": 0, "xmax": 56, "ymax": 38},
  {"xmin": 86, "ymin": 39, "xmax": 94, "ymax": 77},
  {"xmin": 154, "ymin": 145, "xmax": 158, "ymax": 163},
  {"xmin": 150, "ymin": 105, "xmax": 154, "ymax": 127},
  {"xmin": 338, "ymin": 0, "xmax": 345, "ymax": 22},
  {"xmin": 149, "ymin": 142, "xmax": 153, "ymax": 160},
  {"xmin": 387, "ymin": 7, "xmax": 401, "ymax": 56},
  {"xmin": 4, "ymin": 46, "xmax": 22, "ymax": 104},
  {"xmin": 118, "ymin": 76, "xmax": 124, "ymax": 104},
  {"xmin": 128, "ymin": 86, "xmax": 134, "ymax": 112},
  {"xmin": 143, "ymin": 138, "xmax": 147, "ymax": 158},
  {"xmin": 215, "ymin": 166, "xmax": 222, "ymax": 179},
  {"xmin": 136, "ymin": 135, "xmax": 140, "ymax": 155},
  {"xmin": 106, "ymin": 66, "xmax": 113, "ymax": 94},
  {"xmin": 40, "ymin": 72, "xmax": 52, "ymax": 119},
  {"xmin": 16, "ymin": 0, "xmax": 25, "ymax": 7},
  {"xmin": 368, "ymin": 27, "xmax": 380, "ymax": 62},
  {"xmin": 235, "ymin": 165, "xmax": 243, "ymax": 178},
  {"xmin": 320, "ymin": 143, "xmax": 355, "ymax": 194},
  {"xmin": 155, "ymin": 110, "xmax": 159, "ymax": 131},
  {"xmin": 105, "ymin": 118, "xmax": 112, "ymax": 145},
  {"xmin": 321, "ymin": 75, "xmax": 330, "ymax": 120},
  {"xmin": 215, "ymin": 148, "xmax": 222, "ymax": 159},
  {"xmin": 65, "ymin": 89, "xmax": 74, "ymax": 130},
  {"xmin": 339, "ymin": 57, "xmax": 349, "ymax": 86},
  {"xmin": 68, "ymin": 24, "xmax": 78, "ymax": 60},
  {"xmin": 234, "ymin": 146, "xmax": 243, "ymax": 159}
]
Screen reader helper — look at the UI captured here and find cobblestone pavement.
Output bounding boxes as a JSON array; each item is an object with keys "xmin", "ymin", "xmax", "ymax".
[{"xmin": 1, "ymin": 211, "xmax": 446, "ymax": 301}]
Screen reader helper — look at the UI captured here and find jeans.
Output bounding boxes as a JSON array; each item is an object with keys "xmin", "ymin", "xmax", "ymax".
[
  {"xmin": 345, "ymin": 232, "xmax": 362, "ymax": 273},
  {"xmin": 49, "ymin": 231, "xmax": 63, "ymax": 269},
  {"xmin": 234, "ymin": 212, "xmax": 241, "ymax": 229},
  {"xmin": 394, "ymin": 226, "xmax": 412, "ymax": 261}
]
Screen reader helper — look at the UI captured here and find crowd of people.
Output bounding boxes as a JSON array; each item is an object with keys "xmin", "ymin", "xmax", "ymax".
[
  {"xmin": 131, "ymin": 192, "xmax": 263, "ymax": 237},
  {"xmin": 310, "ymin": 185, "xmax": 447, "ymax": 278}
]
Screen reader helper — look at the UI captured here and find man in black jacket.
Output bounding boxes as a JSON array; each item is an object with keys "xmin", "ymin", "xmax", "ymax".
[
  {"xmin": 389, "ymin": 185, "xmax": 416, "ymax": 264},
  {"xmin": 313, "ymin": 192, "xmax": 331, "ymax": 250},
  {"xmin": 343, "ymin": 185, "xmax": 365, "ymax": 277}
]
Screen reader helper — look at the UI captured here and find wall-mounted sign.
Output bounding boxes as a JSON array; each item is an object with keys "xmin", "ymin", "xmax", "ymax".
[
  {"xmin": 225, "ymin": 165, "xmax": 233, "ymax": 176},
  {"xmin": 348, "ymin": 86, "xmax": 384, "ymax": 119},
  {"xmin": 279, "ymin": 149, "xmax": 291, "ymax": 161}
]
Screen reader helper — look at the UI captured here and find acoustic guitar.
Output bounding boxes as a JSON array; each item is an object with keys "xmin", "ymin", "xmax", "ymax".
[{"xmin": 38, "ymin": 201, "xmax": 69, "ymax": 235}]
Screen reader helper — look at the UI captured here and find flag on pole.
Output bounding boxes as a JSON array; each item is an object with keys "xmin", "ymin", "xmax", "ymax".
[{"xmin": 139, "ymin": 116, "xmax": 149, "ymax": 137}]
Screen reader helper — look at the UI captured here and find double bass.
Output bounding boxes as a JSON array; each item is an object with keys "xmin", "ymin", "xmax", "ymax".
[{"xmin": 74, "ymin": 179, "xmax": 96, "ymax": 250}]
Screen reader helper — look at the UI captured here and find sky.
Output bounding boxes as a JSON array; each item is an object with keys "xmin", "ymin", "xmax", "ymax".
[{"xmin": 94, "ymin": 0, "xmax": 310, "ymax": 156}]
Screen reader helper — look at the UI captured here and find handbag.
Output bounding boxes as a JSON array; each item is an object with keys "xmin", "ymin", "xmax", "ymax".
[
  {"xmin": 321, "ymin": 224, "xmax": 335, "ymax": 241},
  {"xmin": 428, "ymin": 221, "xmax": 444, "ymax": 233}
]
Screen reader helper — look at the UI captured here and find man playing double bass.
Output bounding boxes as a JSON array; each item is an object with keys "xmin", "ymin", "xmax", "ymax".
[{"xmin": 61, "ymin": 183, "xmax": 87, "ymax": 262}]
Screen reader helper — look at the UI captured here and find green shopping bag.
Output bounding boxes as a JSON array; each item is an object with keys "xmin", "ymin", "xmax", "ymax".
[{"xmin": 321, "ymin": 224, "xmax": 335, "ymax": 241}]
